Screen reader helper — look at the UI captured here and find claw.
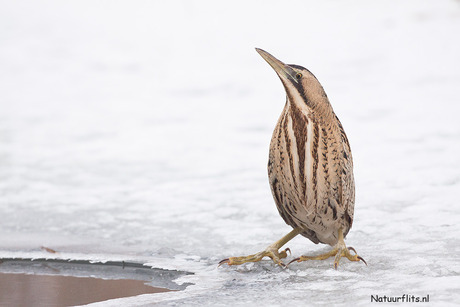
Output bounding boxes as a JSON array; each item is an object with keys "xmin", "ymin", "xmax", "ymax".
[
  {"xmin": 347, "ymin": 246, "xmax": 357, "ymax": 254},
  {"xmin": 287, "ymin": 257, "xmax": 301, "ymax": 266},
  {"xmin": 357, "ymin": 256, "xmax": 367, "ymax": 266},
  {"xmin": 334, "ymin": 251, "xmax": 342, "ymax": 270},
  {"xmin": 278, "ymin": 247, "xmax": 292, "ymax": 259},
  {"xmin": 218, "ymin": 258, "xmax": 230, "ymax": 267}
]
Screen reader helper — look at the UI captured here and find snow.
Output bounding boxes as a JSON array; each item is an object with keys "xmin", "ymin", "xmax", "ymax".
[{"xmin": 1, "ymin": 0, "xmax": 460, "ymax": 305}]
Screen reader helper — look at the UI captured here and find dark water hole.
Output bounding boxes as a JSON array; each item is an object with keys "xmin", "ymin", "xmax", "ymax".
[{"xmin": 0, "ymin": 258, "xmax": 192, "ymax": 306}]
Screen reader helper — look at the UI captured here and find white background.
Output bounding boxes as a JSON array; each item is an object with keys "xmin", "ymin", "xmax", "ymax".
[{"xmin": 1, "ymin": 0, "xmax": 459, "ymax": 305}]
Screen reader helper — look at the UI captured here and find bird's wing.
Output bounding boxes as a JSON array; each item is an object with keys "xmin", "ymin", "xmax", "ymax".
[{"xmin": 335, "ymin": 114, "xmax": 355, "ymax": 232}]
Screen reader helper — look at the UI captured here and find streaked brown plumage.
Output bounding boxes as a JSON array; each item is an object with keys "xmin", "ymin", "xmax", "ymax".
[
  {"xmin": 219, "ymin": 48, "xmax": 365, "ymax": 269},
  {"xmin": 267, "ymin": 56, "xmax": 354, "ymax": 247}
]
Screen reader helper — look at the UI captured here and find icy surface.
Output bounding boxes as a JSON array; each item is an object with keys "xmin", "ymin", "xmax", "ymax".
[{"xmin": 1, "ymin": 0, "xmax": 460, "ymax": 305}]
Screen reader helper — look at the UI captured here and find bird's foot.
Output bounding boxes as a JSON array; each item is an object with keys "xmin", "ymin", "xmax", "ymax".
[
  {"xmin": 218, "ymin": 228, "xmax": 301, "ymax": 268},
  {"xmin": 288, "ymin": 246, "xmax": 366, "ymax": 269},
  {"xmin": 288, "ymin": 229, "xmax": 366, "ymax": 269},
  {"xmin": 219, "ymin": 246, "xmax": 291, "ymax": 268}
]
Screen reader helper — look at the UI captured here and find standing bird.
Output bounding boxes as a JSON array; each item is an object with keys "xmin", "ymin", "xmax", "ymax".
[{"xmin": 220, "ymin": 49, "xmax": 366, "ymax": 269}]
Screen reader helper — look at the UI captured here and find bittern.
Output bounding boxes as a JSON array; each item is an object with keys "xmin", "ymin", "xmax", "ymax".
[{"xmin": 219, "ymin": 49, "xmax": 366, "ymax": 269}]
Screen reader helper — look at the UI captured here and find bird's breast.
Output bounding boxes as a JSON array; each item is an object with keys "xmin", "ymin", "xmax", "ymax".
[{"xmin": 268, "ymin": 103, "xmax": 354, "ymax": 245}]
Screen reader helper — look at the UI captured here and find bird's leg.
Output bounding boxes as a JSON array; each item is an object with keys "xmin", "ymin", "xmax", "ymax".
[
  {"xmin": 288, "ymin": 228, "xmax": 367, "ymax": 269},
  {"xmin": 219, "ymin": 227, "xmax": 302, "ymax": 267}
]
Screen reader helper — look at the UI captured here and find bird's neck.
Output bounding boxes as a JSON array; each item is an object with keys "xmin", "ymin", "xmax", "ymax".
[
  {"xmin": 305, "ymin": 83, "xmax": 335, "ymax": 123},
  {"xmin": 288, "ymin": 93, "xmax": 335, "ymax": 128}
]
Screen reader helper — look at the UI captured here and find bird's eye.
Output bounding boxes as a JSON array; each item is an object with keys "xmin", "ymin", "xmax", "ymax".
[{"xmin": 296, "ymin": 73, "xmax": 302, "ymax": 79}]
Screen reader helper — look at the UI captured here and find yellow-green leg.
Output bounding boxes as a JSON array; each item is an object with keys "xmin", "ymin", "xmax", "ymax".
[
  {"xmin": 219, "ymin": 227, "xmax": 302, "ymax": 267},
  {"xmin": 288, "ymin": 228, "xmax": 367, "ymax": 269}
]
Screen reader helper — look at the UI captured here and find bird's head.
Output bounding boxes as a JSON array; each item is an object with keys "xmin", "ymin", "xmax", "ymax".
[{"xmin": 256, "ymin": 48, "xmax": 333, "ymax": 119}]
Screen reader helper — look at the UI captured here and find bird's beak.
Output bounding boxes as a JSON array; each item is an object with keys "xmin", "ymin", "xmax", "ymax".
[{"xmin": 255, "ymin": 48, "xmax": 298, "ymax": 84}]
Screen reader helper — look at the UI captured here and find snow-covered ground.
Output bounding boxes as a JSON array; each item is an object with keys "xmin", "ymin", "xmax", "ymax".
[{"xmin": 1, "ymin": 0, "xmax": 460, "ymax": 305}]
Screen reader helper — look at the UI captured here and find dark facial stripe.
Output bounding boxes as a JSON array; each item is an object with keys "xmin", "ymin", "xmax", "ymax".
[{"xmin": 282, "ymin": 79, "xmax": 310, "ymax": 108}]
